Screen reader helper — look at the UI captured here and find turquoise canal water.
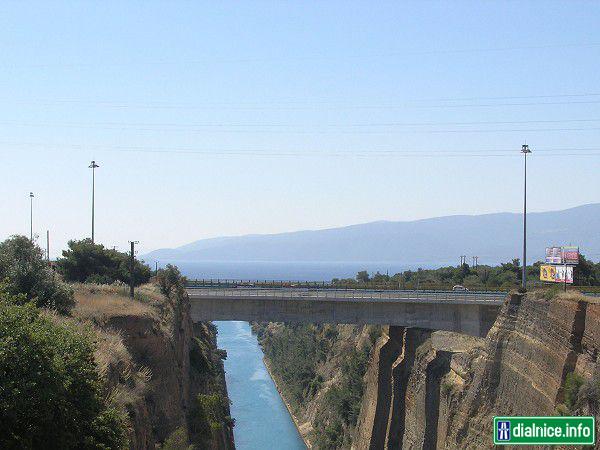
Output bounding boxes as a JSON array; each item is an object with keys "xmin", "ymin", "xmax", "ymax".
[{"xmin": 215, "ymin": 321, "xmax": 306, "ymax": 450}]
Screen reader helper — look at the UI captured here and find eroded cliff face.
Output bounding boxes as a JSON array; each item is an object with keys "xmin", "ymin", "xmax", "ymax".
[
  {"xmin": 353, "ymin": 292, "xmax": 600, "ymax": 450},
  {"xmin": 73, "ymin": 284, "xmax": 235, "ymax": 449}
]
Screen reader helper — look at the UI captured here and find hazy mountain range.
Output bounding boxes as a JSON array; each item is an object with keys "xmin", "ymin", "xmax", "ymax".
[{"xmin": 144, "ymin": 203, "xmax": 600, "ymax": 266}]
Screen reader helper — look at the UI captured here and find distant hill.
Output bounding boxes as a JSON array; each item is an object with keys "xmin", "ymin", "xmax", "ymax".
[{"xmin": 144, "ymin": 203, "xmax": 600, "ymax": 266}]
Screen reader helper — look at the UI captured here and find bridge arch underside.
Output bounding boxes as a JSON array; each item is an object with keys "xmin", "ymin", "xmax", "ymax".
[{"xmin": 189, "ymin": 295, "xmax": 501, "ymax": 337}]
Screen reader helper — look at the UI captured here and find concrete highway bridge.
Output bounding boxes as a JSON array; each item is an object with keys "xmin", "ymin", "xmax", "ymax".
[{"xmin": 187, "ymin": 284, "xmax": 507, "ymax": 337}]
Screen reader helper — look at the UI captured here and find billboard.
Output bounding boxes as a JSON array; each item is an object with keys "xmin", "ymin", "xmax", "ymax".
[
  {"xmin": 540, "ymin": 264, "xmax": 573, "ymax": 284},
  {"xmin": 545, "ymin": 246, "xmax": 580, "ymax": 265},
  {"xmin": 562, "ymin": 246, "xmax": 580, "ymax": 265},
  {"xmin": 545, "ymin": 247, "xmax": 563, "ymax": 264}
]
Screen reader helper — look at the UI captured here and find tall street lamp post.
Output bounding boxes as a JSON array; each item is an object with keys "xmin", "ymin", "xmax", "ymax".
[
  {"xmin": 521, "ymin": 144, "xmax": 532, "ymax": 290},
  {"xmin": 29, "ymin": 192, "xmax": 34, "ymax": 241},
  {"xmin": 89, "ymin": 160, "xmax": 100, "ymax": 243}
]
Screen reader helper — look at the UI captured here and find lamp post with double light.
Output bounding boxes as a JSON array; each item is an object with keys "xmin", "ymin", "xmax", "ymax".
[
  {"xmin": 89, "ymin": 160, "xmax": 100, "ymax": 243},
  {"xmin": 521, "ymin": 144, "xmax": 532, "ymax": 289}
]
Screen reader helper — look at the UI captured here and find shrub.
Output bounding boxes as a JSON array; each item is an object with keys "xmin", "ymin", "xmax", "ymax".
[
  {"xmin": 368, "ymin": 326, "xmax": 382, "ymax": 345},
  {"xmin": 161, "ymin": 427, "xmax": 193, "ymax": 450},
  {"xmin": 0, "ymin": 235, "xmax": 74, "ymax": 313},
  {"xmin": 441, "ymin": 380, "xmax": 455, "ymax": 396},
  {"xmin": 156, "ymin": 264, "xmax": 187, "ymax": 298},
  {"xmin": 190, "ymin": 337, "xmax": 214, "ymax": 374},
  {"xmin": 314, "ymin": 419, "xmax": 344, "ymax": 450},
  {"xmin": 188, "ymin": 393, "xmax": 232, "ymax": 447},
  {"xmin": 57, "ymin": 239, "xmax": 151, "ymax": 287},
  {"xmin": 555, "ymin": 403, "xmax": 570, "ymax": 416},
  {"xmin": 564, "ymin": 371, "xmax": 585, "ymax": 410},
  {"xmin": 0, "ymin": 294, "xmax": 127, "ymax": 448},
  {"xmin": 540, "ymin": 286, "xmax": 562, "ymax": 301}
]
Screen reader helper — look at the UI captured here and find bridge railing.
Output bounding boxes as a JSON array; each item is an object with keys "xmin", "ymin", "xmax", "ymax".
[
  {"xmin": 184, "ymin": 279, "xmax": 599, "ymax": 297},
  {"xmin": 186, "ymin": 287, "xmax": 506, "ymax": 303},
  {"xmin": 184, "ymin": 278, "xmax": 510, "ymax": 292}
]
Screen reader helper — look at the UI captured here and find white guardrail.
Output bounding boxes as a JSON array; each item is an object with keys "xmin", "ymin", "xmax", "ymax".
[{"xmin": 186, "ymin": 287, "xmax": 507, "ymax": 303}]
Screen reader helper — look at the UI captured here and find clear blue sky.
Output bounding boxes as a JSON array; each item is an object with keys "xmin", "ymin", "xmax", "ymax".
[{"xmin": 1, "ymin": 1, "xmax": 599, "ymax": 256}]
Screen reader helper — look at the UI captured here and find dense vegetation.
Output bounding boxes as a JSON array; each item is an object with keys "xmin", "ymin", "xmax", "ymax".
[
  {"xmin": 0, "ymin": 292, "xmax": 127, "ymax": 449},
  {"xmin": 188, "ymin": 393, "xmax": 234, "ymax": 448},
  {"xmin": 0, "ymin": 236, "xmax": 131, "ymax": 448},
  {"xmin": 57, "ymin": 238, "xmax": 152, "ymax": 286},
  {"xmin": 333, "ymin": 255, "xmax": 600, "ymax": 290},
  {"xmin": 1, "ymin": 235, "xmax": 232, "ymax": 449},
  {"xmin": 0, "ymin": 235, "xmax": 74, "ymax": 313},
  {"xmin": 254, "ymin": 323, "xmax": 380, "ymax": 449},
  {"xmin": 312, "ymin": 344, "xmax": 371, "ymax": 449}
]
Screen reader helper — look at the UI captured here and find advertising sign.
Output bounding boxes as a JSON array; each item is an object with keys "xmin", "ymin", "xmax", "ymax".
[
  {"xmin": 540, "ymin": 265, "xmax": 556, "ymax": 282},
  {"xmin": 540, "ymin": 265, "xmax": 573, "ymax": 284},
  {"xmin": 545, "ymin": 246, "xmax": 580, "ymax": 265},
  {"xmin": 562, "ymin": 246, "xmax": 580, "ymax": 265},
  {"xmin": 545, "ymin": 247, "xmax": 562, "ymax": 264}
]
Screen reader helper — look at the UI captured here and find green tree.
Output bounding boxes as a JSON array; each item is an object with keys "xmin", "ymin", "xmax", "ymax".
[
  {"xmin": 501, "ymin": 258, "xmax": 521, "ymax": 282},
  {"xmin": 575, "ymin": 254, "xmax": 599, "ymax": 286},
  {"xmin": 0, "ymin": 236, "xmax": 74, "ymax": 314},
  {"xmin": 156, "ymin": 264, "xmax": 187, "ymax": 298},
  {"xmin": 372, "ymin": 271, "xmax": 390, "ymax": 283},
  {"xmin": 356, "ymin": 271, "xmax": 370, "ymax": 283},
  {"xmin": 0, "ymin": 293, "xmax": 127, "ymax": 449},
  {"xmin": 58, "ymin": 239, "xmax": 151, "ymax": 286}
]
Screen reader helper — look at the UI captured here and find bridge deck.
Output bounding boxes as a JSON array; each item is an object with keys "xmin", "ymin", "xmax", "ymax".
[{"xmin": 187, "ymin": 287, "xmax": 507, "ymax": 337}]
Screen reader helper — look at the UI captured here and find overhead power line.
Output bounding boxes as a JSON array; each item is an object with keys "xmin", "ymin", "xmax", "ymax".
[
  {"xmin": 1, "ymin": 140, "xmax": 599, "ymax": 158},
  {"xmin": 2, "ymin": 121, "xmax": 600, "ymax": 135},
  {"xmin": 2, "ymin": 117, "xmax": 600, "ymax": 130},
  {"xmin": 3, "ymin": 41, "xmax": 600, "ymax": 69},
  {"xmin": 2, "ymin": 99, "xmax": 600, "ymax": 111}
]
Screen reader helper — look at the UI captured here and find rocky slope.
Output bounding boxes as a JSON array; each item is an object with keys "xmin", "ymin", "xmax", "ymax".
[
  {"xmin": 353, "ymin": 291, "xmax": 600, "ymax": 449},
  {"xmin": 72, "ymin": 283, "xmax": 235, "ymax": 449},
  {"xmin": 257, "ymin": 291, "xmax": 599, "ymax": 449}
]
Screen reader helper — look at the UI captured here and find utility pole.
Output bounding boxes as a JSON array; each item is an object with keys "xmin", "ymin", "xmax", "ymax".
[
  {"xmin": 46, "ymin": 230, "xmax": 50, "ymax": 262},
  {"xmin": 129, "ymin": 241, "xmax": 138, "ymax": 299},
  {"xmin": 29, "ymin": 192, "xmax": 34, "ymax": 241},
  {"xmin": 89, "ymin": 160, "xmax": 100, "ymax": 243},
  {"xmin": 521, "ymin": 144, "xmax": 532, "ymax": 289}
]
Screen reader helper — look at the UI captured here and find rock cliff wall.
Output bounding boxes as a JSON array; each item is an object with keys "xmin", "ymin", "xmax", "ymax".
[
  {"xmin": 73, "ymin": 284, "xmax": 235, "ymax": 449},
  {"xmin": 353, "ymin": 292, "xmax": 600, "ymax": 449},
  {"xmin": 251, "ymin": 292, "xmax": 599, "ymax": 450}
]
